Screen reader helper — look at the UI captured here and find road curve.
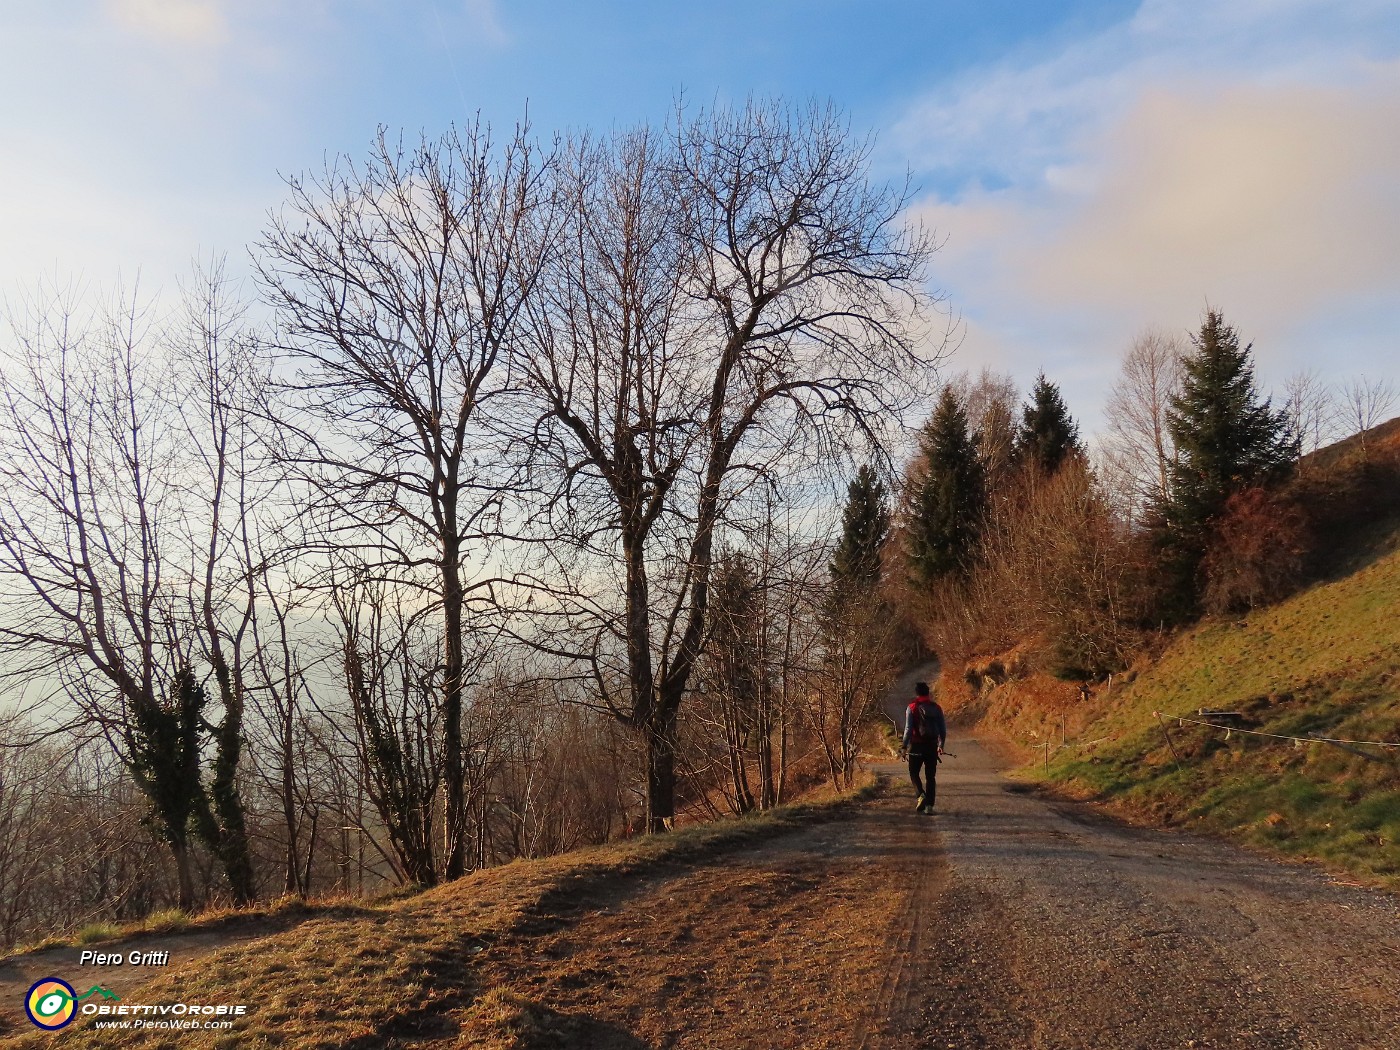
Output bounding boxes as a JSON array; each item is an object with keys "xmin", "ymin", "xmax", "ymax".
[{"xmin": 869, "ymin": 736, "xmax": 1400, "ymax": 1050}]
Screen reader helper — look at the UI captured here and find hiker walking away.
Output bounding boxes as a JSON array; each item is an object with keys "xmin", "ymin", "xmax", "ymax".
[{"xmin": 902, "ymin": 682, "xmax": 946, "ymax": 814}]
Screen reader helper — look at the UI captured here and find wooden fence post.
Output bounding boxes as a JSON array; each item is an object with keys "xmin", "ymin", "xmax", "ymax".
[{"xmin": 1154, "ymin": 711, "xmax": 1184, "ymax": 771}]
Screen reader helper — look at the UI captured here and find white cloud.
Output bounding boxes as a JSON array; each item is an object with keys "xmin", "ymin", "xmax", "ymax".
[
  {"xmin": 895, "ymin": 0, "xmax": 1400, "ymax": 196},
  {"xmin": 901, "ymin": 1, "xmax": 1400, "ymax": 433},
  {"xmin": 462, "ymin": 0, "xmax": 509, "ymax": 48},
  {"xmin": 104, "ymin": 0, "xmax": 228, "ymax": 46},
  {"xmin": 1035, "ymin": 76, "xmax": 1400, "ymax": 315}
]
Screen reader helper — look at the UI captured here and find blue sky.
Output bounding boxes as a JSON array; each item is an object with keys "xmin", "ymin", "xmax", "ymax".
[{"xmin": 2, "ymin": 0, "xmax": 1398, "ymax": 435}]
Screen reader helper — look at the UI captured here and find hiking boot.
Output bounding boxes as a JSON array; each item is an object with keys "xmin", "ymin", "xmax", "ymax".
[{"xmin": 914, "ymin": 792, "xmax": 925, "ymax": 811}]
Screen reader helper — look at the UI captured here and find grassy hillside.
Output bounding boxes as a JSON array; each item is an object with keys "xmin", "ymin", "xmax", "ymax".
[{"xmin": 1044, "ymin": 527, "xmax": 1400, "ymax": 886}]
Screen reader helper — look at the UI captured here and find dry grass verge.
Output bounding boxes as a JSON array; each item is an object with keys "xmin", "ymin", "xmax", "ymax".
[{"xmin": 0, "ymin": 778, "xmax": 876, "ymax": 1049}]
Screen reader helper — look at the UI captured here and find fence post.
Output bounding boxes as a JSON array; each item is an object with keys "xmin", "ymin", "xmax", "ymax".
[{"xmin": 1154, "ymin": 711, "xmax": 1184, "ymax": 771}]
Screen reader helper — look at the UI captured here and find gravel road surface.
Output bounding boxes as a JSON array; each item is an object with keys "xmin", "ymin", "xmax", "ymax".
[{"xmin": 874, "ymin": 733, "xmax": 1400, "ymax": 1049}]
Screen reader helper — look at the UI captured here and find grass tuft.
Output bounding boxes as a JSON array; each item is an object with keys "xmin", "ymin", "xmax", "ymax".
[
  {"xmin": 0, "ymin": 778, "xmax": 875, "ymax": 1049},
  {"xmin": 74, "ymin": 922, "xmax": 122, "ymax": 945}
]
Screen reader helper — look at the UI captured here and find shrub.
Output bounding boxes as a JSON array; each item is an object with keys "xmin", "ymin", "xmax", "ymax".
[{"xmin": 1202, "ymin": 487, "xmax": 1310, "ymax": 614}]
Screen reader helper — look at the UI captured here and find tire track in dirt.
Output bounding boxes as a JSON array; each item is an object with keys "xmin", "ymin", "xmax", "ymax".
[
  {"xmin": 851, "ymin": 773, "xmax": 943, "ymax": 1050},
  {"xmin": 902, "ymin": 736, "xmax": 1400, "ymax": 1050}
]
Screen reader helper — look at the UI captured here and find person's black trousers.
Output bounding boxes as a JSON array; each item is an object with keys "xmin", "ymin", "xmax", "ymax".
[{"xmin": 908, "ymin": 750, "xmax": 938, "ymax": 805}]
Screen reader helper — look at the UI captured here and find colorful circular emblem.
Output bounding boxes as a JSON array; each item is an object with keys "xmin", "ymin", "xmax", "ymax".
[{"xmin": 25, "ymin": 977, "xmax": 77, "ymax": 1030}]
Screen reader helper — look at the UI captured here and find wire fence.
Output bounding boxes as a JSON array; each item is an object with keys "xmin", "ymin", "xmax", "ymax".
[
  {"xmin": 1151, "ymin": 710, "xmax": 1400, "ymax": 768},
  {"xmin": 1161, "ymin": 712, "xmax": 1400, "ymax": 750}
]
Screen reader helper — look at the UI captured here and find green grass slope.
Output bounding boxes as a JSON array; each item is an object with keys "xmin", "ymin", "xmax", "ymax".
[{"xmin": 1048, "ymin": 532, "xmax": 1400, "ymax": 887}]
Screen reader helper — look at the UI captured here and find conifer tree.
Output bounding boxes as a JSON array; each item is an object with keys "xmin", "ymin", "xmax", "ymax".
[
  {"xmin": 1165, "ymin": 311, "xmax": 1296, "ymax": 531},
  {"xmin": 1151, "ymin": 310, "xmax": 1297, "ymax": 618},
  {"xmin": 906, "ymin": 388, "xmax": 986, "ymax": 585},
  {"xmin": 1016, "ymin": 372, "xmax": 1083, "ymax": 475},
  {"xmin": 823, "ymin": 472, "xmax": 899, "ymax": 792},
  {"xmin": 829, "ymin": 464, "xmax": 890, "ymax": 602}
]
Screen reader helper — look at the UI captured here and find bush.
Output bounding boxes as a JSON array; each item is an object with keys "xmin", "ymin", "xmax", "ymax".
[{"xmin": 1201, "ymin": 487, "xmax": 1310, "ymax": 614}]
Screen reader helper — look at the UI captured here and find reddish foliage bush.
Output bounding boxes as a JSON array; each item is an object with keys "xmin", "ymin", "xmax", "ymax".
[{"xmin": 1201, "ymin": 487, "xmax": 1311, "ymax": 614}]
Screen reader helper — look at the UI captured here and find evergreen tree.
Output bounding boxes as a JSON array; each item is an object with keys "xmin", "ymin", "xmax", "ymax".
[
  {"xmin": 1016, "ymin": 372, "xmax": 1083, "ymax": 475},
  {"xmin": 829, "ymin": 464, "xmax": 890, "ymax": 601},
  {"xmin": 1151, "ymin": 310, "xmax": 1297, "ymax": 619},
  {"xmin": 906, "ymin": 388, "xmax": 986, "ymax": 585},
  {"xmin": 823, "ymin": 468, "xmax": 900, "ymax": 791},
  {"xmin": 1165, "ymin": 311, "xmax": 1297, "ymax": 530}
]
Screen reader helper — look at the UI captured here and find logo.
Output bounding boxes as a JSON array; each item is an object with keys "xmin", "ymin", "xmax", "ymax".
[{"xmin": 24, "ymin": 979, "xmax": 121, "ymax": 1030}]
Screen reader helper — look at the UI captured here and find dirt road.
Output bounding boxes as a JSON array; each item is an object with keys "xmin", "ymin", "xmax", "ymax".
[{"xmin": 881, "ymin": 740, "xmax": 1400, "ymax": 1049}]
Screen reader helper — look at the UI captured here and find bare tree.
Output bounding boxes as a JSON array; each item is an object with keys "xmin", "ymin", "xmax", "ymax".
[
  {"xmin": 256, "ymin": 121, "xmax": 554, "ymax": 880},
  {"xmin": 328, "ymin": 571, "xmax": 443, "ymax": 885},
  {"xmin": 0, "ymin": 728, "xmax": 166, "ymax": 946},
  {"xmin": 694, "ymin": 523, "xmax": 822, "ymax": 813},
  {"xmin": 1102, "ymin": 329, "xmax": 1183, "ymax": 518},
  {"xmin": 948, "ymin": 368, "xmax": 1019, "ymax": 490},
  {"xmin": 0, "ymin": 272, "xmax": 265, "ymax": 907},
  {"xmin": 1282, "ymin": 369, "xmax": 1337, "ymax": 456},
  {"xmin": 0, "ymin": 729, "xmax": 59, "ymax": 946},
  {"xmin": 811, "ymin": 596, "xmax": 898, "ymax": 790},
  {"xmin": 240, "ymin": 564, "xmax": 323, "ymax": 897},
  {"xmin": 1337, "ymin": 374, "xmax": 1398, "ymax": 456},
  {"xmin": 694, "ymin": 552, "xmax": 767, "ymax": 813},
  {"xmin": 170, "ymin": 263, "xmax": 274, "ymax": 906},
  {"xmin": 516, "ymin": 101, "xmax": 940, "ymax": 832}
]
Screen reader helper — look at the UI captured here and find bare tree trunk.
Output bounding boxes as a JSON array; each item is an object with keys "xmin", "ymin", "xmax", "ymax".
[
  {"xmin": 1104, "ymin": 329, "xmax": 1184, "ymax": 518},
  {"xmin": 0, "ymin": 275, "xmax": 277, "ymax": 911},
  {"xmin": 170, "ymin": 839, "xmax": 198, "ymax": 914},
  {"xmin": 643, "ymin": 711, "xmax": 678, "ymax": 833},
  {"xmin": 257, "ymin": 122, "xmax": 547, "ymax": 879},
  {"xmin": 514, "ymin": 100, "xmax": 939, "ymax": 832},
  {"xmin": 442, "ymin": 536, "xmax": 468, "ymax": 879}
]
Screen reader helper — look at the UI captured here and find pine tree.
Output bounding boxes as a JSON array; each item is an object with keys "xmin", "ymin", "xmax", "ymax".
[
  {"xmin": 1151, "ymin": 310, "xmax": 1298, "ymax": 619},
  {"xmin": 829, "ymin": 464, "xmax": 890, "ymax": 606},
  {"xmin": 1016, "ymin": 372, "xmax": 1083, "ymax": 475},
  {"xmin": 1165, "ymin": 311, "xmax": 1297, "ymax": 530},
  {"xmin": 906, "ymin": 388, "xmax": 986, "ymax": 585}
]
